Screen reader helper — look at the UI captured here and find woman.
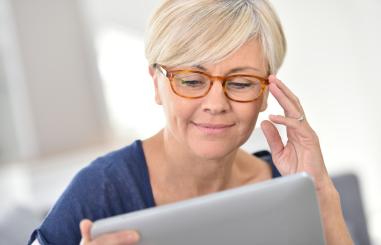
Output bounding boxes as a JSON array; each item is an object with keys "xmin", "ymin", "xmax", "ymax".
[{"xmin": 29, "ymin": 0, "xmax": 353, "ymax": 244}]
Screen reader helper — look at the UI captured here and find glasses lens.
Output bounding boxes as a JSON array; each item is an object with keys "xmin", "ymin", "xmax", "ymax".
[
  {"xmin": 171, "ymin": 72, "xmax": 210, "ymax": 97},
  {"xmin": 225, "ymin": 76, "xmax": 262, "ymax": 101}
]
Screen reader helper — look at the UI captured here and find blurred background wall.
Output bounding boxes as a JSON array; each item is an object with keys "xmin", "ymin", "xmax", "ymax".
[{"xmin": 0, "ymin": 0, "xmax": 380, "ymax": 244}]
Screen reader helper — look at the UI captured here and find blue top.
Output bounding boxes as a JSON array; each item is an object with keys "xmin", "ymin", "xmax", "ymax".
[{"xmin": 28, "ymin": 140, "xmax": 280, "ymax": 245}]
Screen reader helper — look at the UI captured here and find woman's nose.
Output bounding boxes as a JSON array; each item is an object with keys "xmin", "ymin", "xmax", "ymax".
[{"xmin": 201, "ymin": 80, "xmax": 231, "ymax": 114}]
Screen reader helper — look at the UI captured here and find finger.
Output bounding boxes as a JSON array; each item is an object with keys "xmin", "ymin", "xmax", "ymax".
[
  {"xmin": 269, "ymin": 114, "xmax": 307, "ymax": 129},
  {"xmin": 260, "ymin": 120, "xmax": 284, "ymax": 157},
  {"xmin": 268, "ymin": 76, "xmax": 304, "ymax": 118},
  {"xmin": 268, "ymin": 75, "xmax": 300, "ymax": 106},
  {"xmin": 270, "ymin": 114, "xmax": 320, "ymax": 146},
  {"xmin": 268, "ymin": 80, "xmax": 301, "ymax": 118},
  {"xmin": 80, "ymin": 219, "xmax": 93, "ymax": 244},
  {"xmin": 94, "ymin": 230, "xmax": 140, "ymax": 245}
]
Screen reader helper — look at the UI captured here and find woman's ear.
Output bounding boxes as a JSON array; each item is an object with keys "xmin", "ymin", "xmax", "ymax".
[
  {"xmin": 149, "ymin": 66, "xmax": 162, "ymax": 105},
  {"xmin": 260, "ymin": 88, "xmax": 269, "ymax": 112}
]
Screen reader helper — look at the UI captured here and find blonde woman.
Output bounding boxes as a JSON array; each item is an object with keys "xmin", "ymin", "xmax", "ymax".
[{"xmin": 29, "ymin": 0, "xmax": 353, "ymax": 244}]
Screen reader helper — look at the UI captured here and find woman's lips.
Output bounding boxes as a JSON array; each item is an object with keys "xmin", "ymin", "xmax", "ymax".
[{"xmin": 192, "ymin": 122, "xmax": 235, "ymax": 134}]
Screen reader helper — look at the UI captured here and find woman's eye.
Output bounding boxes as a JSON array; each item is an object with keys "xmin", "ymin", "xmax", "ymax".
[
  {"xmin": 180, "ymin": 80, "xmax": 205, "ymax": 87},
  {"xmin": 227, "ymin": 81, "xmax": 255, "ymax": 89}
]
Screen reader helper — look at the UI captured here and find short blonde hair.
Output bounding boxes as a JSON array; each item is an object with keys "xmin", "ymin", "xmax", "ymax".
[{"xmin": 145, "ymin": 0, "xmax": 286, "ymax": 74}]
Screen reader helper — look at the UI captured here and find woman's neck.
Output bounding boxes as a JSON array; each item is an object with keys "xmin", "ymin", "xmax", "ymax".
[{"xmin": 143, "ymin": 130, "xmax": 241, "ymax": 203}]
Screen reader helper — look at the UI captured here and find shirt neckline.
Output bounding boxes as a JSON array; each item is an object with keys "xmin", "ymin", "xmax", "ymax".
[{"xmin": 135, "ymin": 139, "xmax": 157, "ymax": 207}]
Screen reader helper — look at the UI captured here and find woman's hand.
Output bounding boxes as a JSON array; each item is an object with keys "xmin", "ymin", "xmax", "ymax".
[
  {"xmin": 79, "ymin": 219, "xmax": 140, "ymax": 245},
  {"xmin": 260, "ymin": 75, "xmax": 332, "ymax": 192},
  {"xmin": 261, "ymin": 75, "xmax": 354, "ymax": 245}
]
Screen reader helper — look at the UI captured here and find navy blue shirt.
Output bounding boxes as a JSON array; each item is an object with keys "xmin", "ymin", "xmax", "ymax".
[{"xmin": 28, "ymin": 140, "xmax": 280, "ymax": 245}]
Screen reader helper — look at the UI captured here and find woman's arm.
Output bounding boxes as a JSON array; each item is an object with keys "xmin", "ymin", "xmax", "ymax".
[
  {"xmin": 261, "ymin": 75, "xmax": 353, "ymax": 245},
  {"xmin": 317, "ymin": 178, "xmax": 353, "ymax": 245}
]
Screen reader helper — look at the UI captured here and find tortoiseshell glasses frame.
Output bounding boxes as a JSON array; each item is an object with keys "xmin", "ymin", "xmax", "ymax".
[{"xmin": 154, "ymin": 64, "xmax": 269, "ymax": 103}]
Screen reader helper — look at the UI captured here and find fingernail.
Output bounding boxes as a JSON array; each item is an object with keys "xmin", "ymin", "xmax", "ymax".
[
  {"xmin": 268, "ymin": 75, "xmax": 276, "ymax": 82},
  {"xmin": 269, "ymin": 115, "xmax": 282, "ymax": 120},
  {"xmin": 126, "ymin": 231, "xmax": 139, "ymax": 242}
]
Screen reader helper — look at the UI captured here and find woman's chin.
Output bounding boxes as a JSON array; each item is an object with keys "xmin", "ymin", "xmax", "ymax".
[{"xmin": 188, "ymin": 140, "xmax": 239, "ymax": 160}]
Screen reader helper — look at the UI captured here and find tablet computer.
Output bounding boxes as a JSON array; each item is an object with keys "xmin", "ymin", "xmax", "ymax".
[{"xmin": 91, "ymin": 172, "xmax": 326, "ymax": 245}]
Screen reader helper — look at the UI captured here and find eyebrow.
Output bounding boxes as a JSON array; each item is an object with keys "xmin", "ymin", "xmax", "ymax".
[{"xmin": 192, "ymin": 65, "xmax": 263, "ymax": 74}]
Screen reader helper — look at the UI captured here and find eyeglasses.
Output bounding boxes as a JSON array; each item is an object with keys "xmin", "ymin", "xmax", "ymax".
[{"xmin": 154, "ymin": 64, "xmax": 269, "ymax": 103}]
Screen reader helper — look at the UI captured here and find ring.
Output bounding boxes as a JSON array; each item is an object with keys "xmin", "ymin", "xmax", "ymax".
[{"xmin": 297, "ymin": 114, "xmax": 305, "ymax": 122}]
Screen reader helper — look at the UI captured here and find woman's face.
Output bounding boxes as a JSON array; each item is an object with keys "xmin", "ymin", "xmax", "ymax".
[{"xmin": 151, "ymin": 38, "xmax": 269, "ymax": 160}]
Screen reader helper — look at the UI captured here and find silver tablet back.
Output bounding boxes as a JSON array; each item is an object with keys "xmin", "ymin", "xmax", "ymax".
[{"xmin": 91, "ymin": 172, "xmax": 326, "ymax": 245}]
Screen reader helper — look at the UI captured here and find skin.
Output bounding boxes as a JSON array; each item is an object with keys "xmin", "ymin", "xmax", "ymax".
[
  {"xmin": 145, "ymin": 38, "xmax": 272, "ymax": 204},
  {"xmin": 79, "ymin": 38, "xmax": 353, "ymax": 245}
]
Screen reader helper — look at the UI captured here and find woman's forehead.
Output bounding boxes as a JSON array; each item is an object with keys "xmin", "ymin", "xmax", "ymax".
[{"xmin": 182, "ymin": 39, "xmax": 267, "ymax": 74}]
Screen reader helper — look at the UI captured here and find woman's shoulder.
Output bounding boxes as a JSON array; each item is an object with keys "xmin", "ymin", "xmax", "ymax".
[
  {"xmin": 44, "ymin": 139, "xmax": 150, "ymax": 215},
  {"xmin": 90, "ymin": 139, "xmax": 145, "ymax": 170},
  {"xmin": 28, "ymin": 140, "xmax": 153, "ymax": 245},
  {"xmin": 73, "ymin": 139, "xmax": 153, "ymax": 206},
  {"xmin": 74, "ymin": 139, "xmax": 151, "ymax": 184}
]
